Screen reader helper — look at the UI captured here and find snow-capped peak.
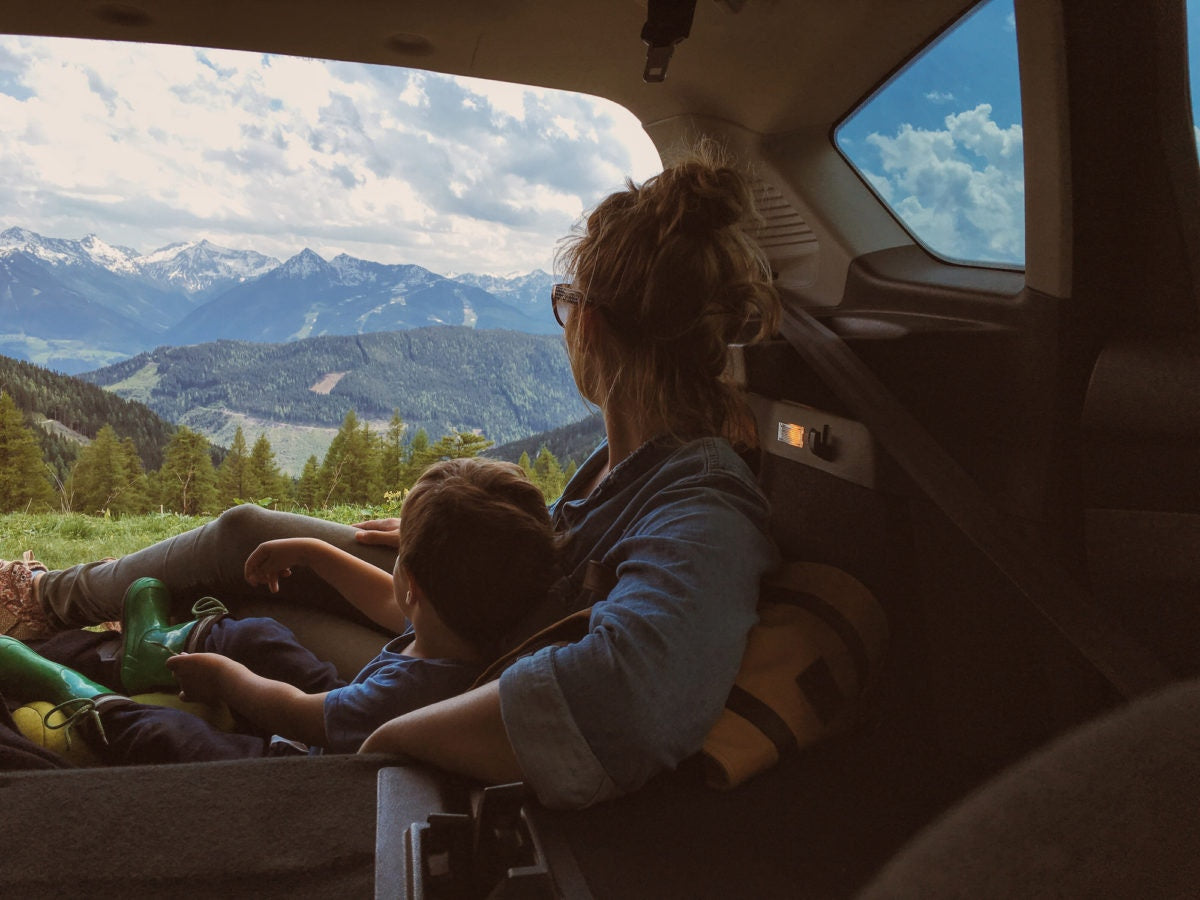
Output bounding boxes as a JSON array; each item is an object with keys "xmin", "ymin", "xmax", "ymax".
[
  {"xmin": 276, "ymin": 248, "xmax": 332, "ymax": 279},
  {"xmin": 135, "ymin": 239, "xmax": 281, "ymax": 293},
  {"xmin": 0, "ymin": 226, "xmax": 104, "ymax": 268},
  {"xmin": 137, "ymin": 241, "xmax": 196, "ymax": 266},
  {"xmin": 0, "ymin": 226, "xmax": 39, "ymax": 248},
  {"xmin": 80, "ymin": 233, "xmax": 140, "ymax": 274}
]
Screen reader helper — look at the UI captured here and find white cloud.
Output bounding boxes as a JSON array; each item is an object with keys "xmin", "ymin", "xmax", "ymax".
[
  {"xmin": 457, "ymin": 76, "xmax": 530, "ymax": 124},
  {"xmin": 0, "ymin": 35, "xmax": 662, "ymax": 275},
  {"xmin": 925, "ymin": 90, "xmax": 955, "ymax": 103},
  {"xmin": 865, "ymin": 103, "xmax": 1024, "ymax": 263},
  {"xmin": 551, "ymin": 115, "xmax": 581, "ymax": 140}
]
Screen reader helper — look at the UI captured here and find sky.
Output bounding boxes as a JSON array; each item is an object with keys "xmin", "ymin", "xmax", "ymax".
[
  {"xmin": 836, "ymin": 0, "xmax": 1024, "ymax": 266},
  {"xmin": 838, "ymin": 0, "xmax": 1200, "ymax": 267},
  {"xmin": 0, "ymin": 36, "xmax": 663, "ymax": 276},
  {"xmin": 4, "ymin": 0, "xmax": 1198, "ymax": 276}
]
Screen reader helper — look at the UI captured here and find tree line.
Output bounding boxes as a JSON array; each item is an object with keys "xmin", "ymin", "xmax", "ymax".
[{"xmin": 0, "ymin": 392, "xmax": 577, "ymax": 516}]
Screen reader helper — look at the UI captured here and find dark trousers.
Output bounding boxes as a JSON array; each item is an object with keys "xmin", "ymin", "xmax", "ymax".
[{"xmin": 35, "ymin": 617, "xmax": 347, "ymax": 764}]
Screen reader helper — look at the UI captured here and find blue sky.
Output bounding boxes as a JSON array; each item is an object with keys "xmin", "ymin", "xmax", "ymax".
[
  {"xmin": 0, "ymin": 37, "xmax": 661, "ymax": 276},
  {"xmin": 836, "ymin": 0, "xmax": 1024, "ymax": 265}
]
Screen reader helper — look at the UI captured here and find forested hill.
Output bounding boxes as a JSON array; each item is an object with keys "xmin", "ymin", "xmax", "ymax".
[
  {"xmin": 0, "ymin": 353, "xmax": 178, "ymax": 476},
  {"xmin": 81, "ymin": 327, "xmax": 587, "ymax": 451},
  {"xmin": 489, "ymin": 413, "xmax": 606, "ymax": 468}
]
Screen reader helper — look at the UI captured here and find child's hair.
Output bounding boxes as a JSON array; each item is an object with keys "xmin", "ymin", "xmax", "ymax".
[{"xmin": 397, "ymin": 457, "xmax": 557, "ymax": 660}]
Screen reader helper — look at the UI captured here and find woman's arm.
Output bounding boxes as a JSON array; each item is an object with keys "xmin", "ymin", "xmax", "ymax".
[
  {"xmin": 498, "ymin": 472, "xmax": 775, "ymax": 807},
  {"xmin": 244, "ymin": 537, "xmax": 408, "ymax": 632},
  {"xmin": 358, "ymin": 680, "xmax": 523, "ymax": 784},
  {"xmin": 357, "ymin": 447, "xmax": 775, "ymax": 810},
  {"xmin": 360, "ymin": 485, "xmax": 772, "ymax": 810}
]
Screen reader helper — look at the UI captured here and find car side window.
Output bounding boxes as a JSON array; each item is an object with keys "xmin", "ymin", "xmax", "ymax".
[
  {"xmin": 835, "ymin": 0, "xmax": 1023, "ymax": 268},
  {"xmin": 1188, "ymin": 0, "xmax": 1200, "ymax": 153}
]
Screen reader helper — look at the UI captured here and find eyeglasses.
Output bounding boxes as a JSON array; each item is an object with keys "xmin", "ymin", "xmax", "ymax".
[{"xmin": 551, "ymin": 282, "xmax": 584, "ymax": 328}]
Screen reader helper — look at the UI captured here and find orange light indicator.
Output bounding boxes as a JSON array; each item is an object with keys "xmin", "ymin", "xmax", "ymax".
[{"xmin": 777, "ymin": 422, "xmax": 805, "ymax": 448}]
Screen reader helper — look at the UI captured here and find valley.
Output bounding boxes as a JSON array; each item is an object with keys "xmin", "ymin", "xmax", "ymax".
[{"xmin": 2, "ymin": 225, "xmax": 592, "ymax": 485}]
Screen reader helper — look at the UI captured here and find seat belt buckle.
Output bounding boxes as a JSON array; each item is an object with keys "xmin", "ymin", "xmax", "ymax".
[{"xmin": 642, "ymin": 41, "xmax": 678, "ymax": 82}]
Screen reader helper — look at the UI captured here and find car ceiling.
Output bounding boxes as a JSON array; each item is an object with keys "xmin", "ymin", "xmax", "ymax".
[{"xmin": 0, "ymin": 0, "xmax": 975, "ymax": 136}]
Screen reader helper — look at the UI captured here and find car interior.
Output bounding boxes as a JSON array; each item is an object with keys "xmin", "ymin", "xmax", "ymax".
[{"xmin": 1, "ymin": 0, "xmax": 1198, "ymax": 897}]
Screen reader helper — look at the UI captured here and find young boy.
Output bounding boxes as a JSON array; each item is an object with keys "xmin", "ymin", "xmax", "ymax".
[{"xmin": 0, "ymin": 458, "xmax": 557, "ymax": 764}]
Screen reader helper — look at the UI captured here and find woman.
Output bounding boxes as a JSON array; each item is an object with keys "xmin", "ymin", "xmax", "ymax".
[{"xmin": 0, "ymin": 145, "xmax": 781, "ymax": 808}]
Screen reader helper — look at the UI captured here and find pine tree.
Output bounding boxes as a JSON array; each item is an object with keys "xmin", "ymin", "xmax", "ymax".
[
  {"xmin": 408, "ymin": 431, "xmax": 495, "ymax": 485},
  {"xmin": 216, "ymin": 426, "xmax": 259, "ymax": 509},
  {"xmin": 119, "ymin": 437, "xmax": 151, "ymax": 513},
  {"xmin": 144, "ymin": 469, "xmax": 163, "ymax": 512},
  {"xmin": 349, "ymin": 421, "xmax": 383, "ymax": 504},
  {"xmin": 248, "ymin": 433, "xmax": 289, "ymax": 506},
  {"xmin": 318, "ymin": 410, "xmax": 358, "ymax": 505},
  {"xmin": 398, "ymin": 428, "xmax": 431, "ymax": 490},
  {"xmin": 379, "ymin": 410, "xmax": 406, "ymax": 492},
  {"xmin": 159, "ymin": 426, "xmax": 218, "ymax": 515},
  {"xmin": 319, "ymin": 410, "xmax": 381, "ymax": 505},
  {"xmin": 0, "ymin": 391, "xmax": 56, "ymax": 512},
  {"xmin": 518, "ymin": 450, "xmax": 532, "ymax": 474},
  {"xmin": 295, "ymin": 455, "xmax": 320, "ymax": 509},
  {"xmin": 68, "ymin": 424, "xmax": 148, "ymax": 515},
  {"xmin": 532, "ymin": 445, "xmax": 566, "ymax": 501}
]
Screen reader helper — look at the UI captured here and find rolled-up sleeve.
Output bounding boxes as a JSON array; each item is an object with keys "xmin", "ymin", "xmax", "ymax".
[
  {"xmin": 499, "ymin": 647, "xmax": 618, "ymax": 808},
  {"xmin": 499, "ymin": 445, "xmax": 775, "ymax": 809}
]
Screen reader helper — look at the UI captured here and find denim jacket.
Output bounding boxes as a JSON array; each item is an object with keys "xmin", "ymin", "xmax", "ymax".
[{"xmin": 498, "ymin": 436, "xmax": 777, "ymax": 809}]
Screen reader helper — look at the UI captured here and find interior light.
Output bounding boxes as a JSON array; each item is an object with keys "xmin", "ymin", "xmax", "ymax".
[{"xmin": 777, "ymin": 422, "xmax": 805, "ymax": 448}]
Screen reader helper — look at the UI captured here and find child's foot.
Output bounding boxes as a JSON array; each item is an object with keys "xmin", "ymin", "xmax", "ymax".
[{"xmin": 0, "ymin": 551, "xmax": 54, "ymax": 640}]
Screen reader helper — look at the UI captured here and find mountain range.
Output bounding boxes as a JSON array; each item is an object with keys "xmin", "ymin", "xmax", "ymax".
[{"xmin": 1, "ymin": 226, "xmax": 557, "ymax": 374}]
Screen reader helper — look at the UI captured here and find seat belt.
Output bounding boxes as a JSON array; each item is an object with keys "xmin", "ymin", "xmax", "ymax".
[
  {"xmin": 776, "ymin": 305, "xmax": 1173, "ymax": 701},
  {"xmin": 640, "ymin": 0, "xmax": 697, "ymax": 82}
]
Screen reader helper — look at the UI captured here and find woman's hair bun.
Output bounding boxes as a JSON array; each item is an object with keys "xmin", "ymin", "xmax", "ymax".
[
  {"xmin": 662, "ymin": 155, "xmax": 753, "ymax": 235},
  {"xmin": 552, "ymin": 137, "xmax": 781, "ymax": 445}
]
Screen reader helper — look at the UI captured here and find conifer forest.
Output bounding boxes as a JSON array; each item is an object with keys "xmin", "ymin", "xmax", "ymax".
[{"xmin": 0, "ymin": 349, "xmax": 595, "ymax": 519}]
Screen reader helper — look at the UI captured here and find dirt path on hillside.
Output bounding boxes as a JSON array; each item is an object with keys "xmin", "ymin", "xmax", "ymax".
[{"xmin": 309, "ymin": 371, "xmax": 347, "ymax": 394}]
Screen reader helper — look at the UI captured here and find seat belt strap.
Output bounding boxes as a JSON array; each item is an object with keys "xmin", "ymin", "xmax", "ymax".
[{"xmin": 777, "ymin": 305, "xmax": 1172, "ymax": 700}]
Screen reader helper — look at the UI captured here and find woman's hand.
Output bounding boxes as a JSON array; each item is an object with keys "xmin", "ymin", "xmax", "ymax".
[
  {"xmin": 352, "ymin": 517, "xmax": 402, "ymax": 549},
  {"xmin": 244, "ymin": 537, "xmax": 314, "ymax": 592}
]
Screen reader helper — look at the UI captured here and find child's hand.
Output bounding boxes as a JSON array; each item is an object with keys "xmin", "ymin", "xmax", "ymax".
[
  {"xmin": 166, "ymin": 652, "xmax": 241, "ymax": 705},
  {"xmin": 244, "ymin": 538, "xmax": 311, "ymax": 592}
]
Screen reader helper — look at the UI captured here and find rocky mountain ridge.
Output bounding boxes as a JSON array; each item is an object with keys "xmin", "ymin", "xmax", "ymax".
[{"xmin": 1, "ymin": 225, "xmax": 557, "ymax": 373}]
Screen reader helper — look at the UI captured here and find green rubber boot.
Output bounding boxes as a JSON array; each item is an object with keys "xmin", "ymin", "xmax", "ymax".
[
  {"xmin": 120, "ymin": 577, "xmax": 228, "ymax": 694},
  {"xmin": 0, "ymin": 635, "xmax": 115, "ymax": 745}
]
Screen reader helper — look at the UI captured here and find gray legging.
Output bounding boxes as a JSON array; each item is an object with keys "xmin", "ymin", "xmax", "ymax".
[{"xmin": 39, "ymin": 505, "xmax": 399, "ymax": 630}]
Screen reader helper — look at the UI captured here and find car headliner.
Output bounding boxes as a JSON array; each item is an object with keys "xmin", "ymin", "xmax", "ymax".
[{"xmin": 0, "ymin": 0, "xmax": 976, "ymax": 136}]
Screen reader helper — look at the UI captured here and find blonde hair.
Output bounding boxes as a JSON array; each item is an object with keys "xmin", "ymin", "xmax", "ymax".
[{"xmin": 555, "ymin": 141, "xmax": 780, "ymax": 445}]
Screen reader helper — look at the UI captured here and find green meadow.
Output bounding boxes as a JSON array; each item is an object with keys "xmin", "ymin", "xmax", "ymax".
[{"xmin": 0, "ymin": 506, "xmax": 394, "ymax": 570}]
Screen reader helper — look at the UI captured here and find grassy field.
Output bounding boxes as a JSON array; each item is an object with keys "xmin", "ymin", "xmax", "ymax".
[{"xmin": 0, "ymin": 505, "xmax": 396, "ymax": 570}]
